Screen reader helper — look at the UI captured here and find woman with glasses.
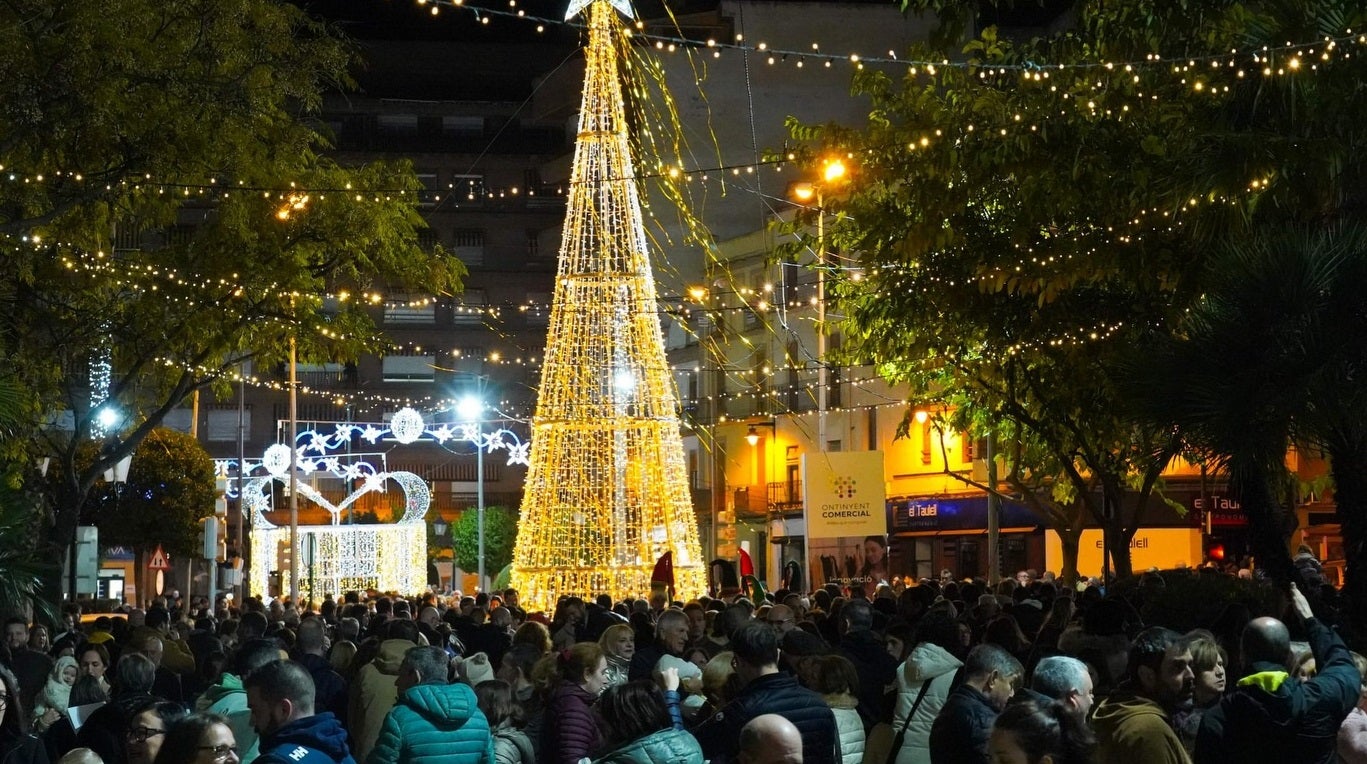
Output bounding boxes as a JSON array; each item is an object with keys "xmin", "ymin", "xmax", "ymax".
[
  {"xmin": 126, "ymin": 701, "xmax": 187, "ymax": 764},
  {"xmin": 152, "ymin": 713, "xmax": 239, "ymax": 764},
  {"xmin": 0, "ymin": 664, "xmax": 48, "ymax": 764}
]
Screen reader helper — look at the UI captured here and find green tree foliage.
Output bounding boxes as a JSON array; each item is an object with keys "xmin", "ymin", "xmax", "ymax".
[
  {"xmin": 788, "ymin": 0, "xmax": 1367, "ymax": 579},
  {"xmin": 451, "ymin": 507, "xmax": 519, "ymax": 578},
  {"xmin": 86, "ymin": 428, "xmax": 217, "ymax": 562},
  {"xmin": 0, "ymin": 0, "xmax": 466, "ymax": 600},
  {"xmin": 0, "ymin": 375, "xmax": 57, "ymax": 619}
]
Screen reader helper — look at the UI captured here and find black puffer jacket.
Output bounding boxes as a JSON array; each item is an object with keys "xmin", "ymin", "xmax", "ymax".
[
  {"xmin": 927, "ymin": 683, "xmax": 997, "ymax": 764},
  {"xmin": 692, "ymin": 672, "xmax": 837, "ymax": 764},
  {"xmin": 1, "ymin": 728, "xmax": 49, "ymax": 764}
]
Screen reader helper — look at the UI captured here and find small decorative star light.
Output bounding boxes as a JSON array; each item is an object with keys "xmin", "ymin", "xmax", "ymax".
[{"xmin": 565, "ymin": 0, "xmax": 633, "ymax": 21}]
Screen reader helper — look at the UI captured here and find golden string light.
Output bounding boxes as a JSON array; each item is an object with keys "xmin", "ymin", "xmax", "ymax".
[{"xmin": 511, "ymin": 0, "xmax": 704, "ymax": 611}]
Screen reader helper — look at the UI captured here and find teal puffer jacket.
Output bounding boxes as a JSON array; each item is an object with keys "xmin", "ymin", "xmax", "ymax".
[
  {"xmin": 367, "ymin": 681, "xmax": 495, "ymax": 764},
  {"xmin": 593, "ymin": 728, "xmax": 704, "ymax": 764}
]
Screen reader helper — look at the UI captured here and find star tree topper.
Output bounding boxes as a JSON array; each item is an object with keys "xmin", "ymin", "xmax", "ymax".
[{"xmin": 565, "ymin": 0, "xmax": 634, "ymax": 21}]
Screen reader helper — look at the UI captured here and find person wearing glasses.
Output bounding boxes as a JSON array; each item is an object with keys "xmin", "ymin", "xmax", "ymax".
[
  {"xmin": 0, "ymin": 663, "xmax": 48, "ymax": 764},
  {"xmin": 125, "ymin": 701, "xmax": 187, "ymax": 764},
  {"xmin": 152, "ymin": 712, "xmax": 239, "ymax": 764},
  {"xmin": 762, "ymin": 606, "xmax": 797, "ymax": 638}
]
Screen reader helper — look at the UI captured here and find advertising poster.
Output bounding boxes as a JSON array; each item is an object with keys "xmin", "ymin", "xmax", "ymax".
[{"xmin": 803, "ymin": 451, "xmax": 888, "ymax": 596}]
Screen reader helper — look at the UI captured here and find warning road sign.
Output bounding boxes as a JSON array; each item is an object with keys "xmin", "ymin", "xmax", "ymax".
[{"xmin": 148, "ymin": 545, "xmax": 171, "ymax": 571}]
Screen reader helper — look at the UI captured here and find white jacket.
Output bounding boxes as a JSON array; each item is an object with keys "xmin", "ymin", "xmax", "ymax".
[
  {"xmin": 891, "ymin": 642, "xmax": 962, "ymax": 764},
  {"xmin": 826, "ymin": 692, "xmax": 866, "ymax": 764}
]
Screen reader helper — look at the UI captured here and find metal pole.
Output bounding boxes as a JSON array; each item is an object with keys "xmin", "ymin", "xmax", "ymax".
[
  {"xmin": 986, "ymin": 432, "xmax": 1000, "ymax": 585},
  {"xmin": 477, "ymin": 417, "xmax": 486, "ymax": 592},
  {"xmin": 815, "ymin": 188, "xmax": 827, "ymax": 455},
  {"xmin": 237, "ymin": 367, "xmax": 246, "ymax": 603},
  {"xmin": 289, "ymin": 333, "xmax": 299, "ymax": 605}
]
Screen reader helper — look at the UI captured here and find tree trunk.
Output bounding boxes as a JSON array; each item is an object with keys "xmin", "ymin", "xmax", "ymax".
[
  {"xmin": 1056, "ymin": 524, "xmax": 1082, "ymax": 587},
  {"xmin": 1329, "ymin": 443, "xmax": 1367, "ymax": 650},
  {"xmin": 1100, "ymin": 485, "xmax": 1135, "ymax": 580},
  {"xmin": 1231, "ymin": 458, "xmax": 1296, "ymax": 584}
]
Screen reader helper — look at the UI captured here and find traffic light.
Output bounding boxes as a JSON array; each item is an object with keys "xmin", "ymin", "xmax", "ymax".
[{"xmin": 201, "ymin": 517, "xmax": 220, "ymax": 560}]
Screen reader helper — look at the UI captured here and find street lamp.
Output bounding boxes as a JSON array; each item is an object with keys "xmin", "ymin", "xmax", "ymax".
[
  {"xmin": 457, "ymin": 395, "xmax": 486, "ymax": 592},
  {"xmin": 788, "ymin": 157, "xmax": 848, "ymax": 455}
]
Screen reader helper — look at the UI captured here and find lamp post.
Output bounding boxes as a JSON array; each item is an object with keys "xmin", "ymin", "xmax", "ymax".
[
  {"xmin": 457, "ymin": 395, "xmax": 486, "ymax": 592},
  {"xmin": 789, "ymin": 158, "xmax": 848, "ymax": 455}
]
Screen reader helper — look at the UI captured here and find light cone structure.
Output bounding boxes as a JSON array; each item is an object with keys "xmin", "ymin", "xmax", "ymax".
[{"xmin": 511, "ymin": 0, "xmax": 704, "ymax": 612}]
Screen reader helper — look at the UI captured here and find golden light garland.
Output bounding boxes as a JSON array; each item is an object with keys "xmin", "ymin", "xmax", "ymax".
[{"xmin": 511, "ymin": 0, "xmax": 704, "ymax": 611}]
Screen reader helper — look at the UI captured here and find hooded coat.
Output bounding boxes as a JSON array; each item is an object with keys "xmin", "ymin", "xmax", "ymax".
[
  {"xmin": 256, "ymin": 711, "xmax": 355, "ymax": 764},
  {"xmin": 31, "ymin": 657, "xmax": 76, "ymax": 732},
  {"xmin": 891, "ymin": 642, "xmax": 962, "ymax": 764},
  {"xmin": 1091, "ymin": 689, "xmax": 1191, "ymax": 764},
  {"xmin": 197, "ymin": 673, "xmax": 261, "ymax": 763},
  {"xmin": 367, "ymin": 681, "xmax": 494, "ymax": 764},
  {"xmin": 349, "ymin": 639, "xmax": 415, "ymax": 761}
]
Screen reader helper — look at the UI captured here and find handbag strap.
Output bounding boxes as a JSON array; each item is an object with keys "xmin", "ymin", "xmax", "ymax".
[{"xmin": 886, "ymin": 675, "xmax": 936, "ymax": 764}]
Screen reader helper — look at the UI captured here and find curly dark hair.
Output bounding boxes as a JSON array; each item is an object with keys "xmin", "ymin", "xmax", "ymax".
[{"xmin": 595, "ymin": 680, "xmax": 669, "ymax": 748}]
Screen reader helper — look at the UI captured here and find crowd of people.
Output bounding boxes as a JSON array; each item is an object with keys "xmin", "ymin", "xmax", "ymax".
[{"xmin": 0, "ymin": 562, "xmax": 1364, "ymax": 764}]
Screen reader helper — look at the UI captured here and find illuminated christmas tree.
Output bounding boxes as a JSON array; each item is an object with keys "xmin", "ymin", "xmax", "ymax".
[{"xmin": 511, "ymin": 0, "xmax": 705, "ymax": 611}]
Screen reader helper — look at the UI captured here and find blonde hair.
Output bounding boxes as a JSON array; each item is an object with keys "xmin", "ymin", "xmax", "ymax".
[{"xmin": 599, "ymin": 624, "xmax": 634, "ymax": 657}]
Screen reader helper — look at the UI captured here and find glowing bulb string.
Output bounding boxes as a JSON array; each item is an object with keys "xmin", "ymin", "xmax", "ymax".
[{"xmin": 420, "ymin": 0, "xmax": 1366, "ymax": 75}]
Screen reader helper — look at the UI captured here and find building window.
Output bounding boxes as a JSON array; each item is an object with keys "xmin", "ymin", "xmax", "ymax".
[
  {"xmin": 207, "ymin": 407, "xmax": 250, "ymax": 441},
  {"xmin": 382, "ymin": 353, "xmax": 436, "ymax": 382},
  {"xmin": 415, "ymin": 168, "xmax": 439, "ymax": 208},
  {"xmin": 377, "ymin": 114, "xmax": 418, "ymax": 135},
  {"xmin": 524, "ymin": 291, "xmax": 549, "ymax": 326},
  {"xmin": 452, "ymin": 228, "xmax": 485, "ymax": 267},
  {"xmin": 526, "ymin": 229, "xmax": 542, "ymax": 259},
  {"xmin": 384, "ymin": 296, "xmax": 436, "ymax": 325},
  {"xmin": 442, "ymin": 116, "xmax": 484, "ymax": 137}
]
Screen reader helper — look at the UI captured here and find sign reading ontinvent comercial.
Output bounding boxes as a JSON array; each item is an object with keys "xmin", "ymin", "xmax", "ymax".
[{"xmin": 803, "ymin": 451, "xmax": 888, "ymax": 596}]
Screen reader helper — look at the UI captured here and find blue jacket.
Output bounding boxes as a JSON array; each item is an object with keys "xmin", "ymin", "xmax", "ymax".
[
  {"xmin": 1195, "ymin": 618, "xmax": 1361, "ymax": 764},
  {"xmin": 367, "ymin": 682, "xmax": 494, "ymax": 764},
  {"xmin": 593, "ymin": 728, "xmax": 703, "ymax": 764},
  {"xmin": 928, "ymin": 684, "xmax": 996, "ymax": 764},
  {"xmin": 691, "ymin": 672, "xmax": 837, "ymax": 764},
  {"xmin": 257, "ymin": 712, "xmax": 356, "ymax": 764}
]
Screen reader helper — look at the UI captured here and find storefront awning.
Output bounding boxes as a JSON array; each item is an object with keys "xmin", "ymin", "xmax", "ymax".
[{"xmin": 893, "ymin": 526, "xmax": 1039, "ymax": 538}]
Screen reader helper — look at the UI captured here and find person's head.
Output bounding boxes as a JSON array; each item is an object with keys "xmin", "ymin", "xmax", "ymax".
[
  {"xmin": 474, "ymin": 679, "xmax": 524, "ymax": 729},
  {"xmin": 512, "ymin": 621, "xmax": 553, "ymax": 655},
  {"xmin": 417, "ymin": 606, "xmax": 441, "ymax": 630},
  {"xmin": 153, "ymin": 711, "xmax": 237, "ymax": 764},
  {"xmin": 28, "ymin": 623, "xmax": 49, "ymax": 651},
  {"xmin": 490, "ymin": 607, "xmax": 513, "ymax": 629},
  {"xmin": 989, "ymin": 697, "xmax": 1096, "ymax": 764},
  {"xmin": 126, "ymin": 700, "xmax": 187, "ymax": 764},
  {"xmin": 596, "ymin": 680, "xmax": 670, "ymax": 747},
  {"xmin": 1185, "ymin": 632, "xmax": 1227, "ymax": 705},
  {"xmin": 1240, "ymin": 616, "xmax": 1291, "ymax": 668},
  {"xmin": 841, "ymin": 598, "xmax": 874, "ymax": 634},
  {"xmin": 295, "ymin": 618, "xmax": 327, "ymax": 655},
  {"xmin": 864, "ymin": 536, "xmax": 887, "ymax": 567},
  {"xmin": 499, "ymin": 643, "xmax": 542, "ymax": 688},
  {"xmin": 962, "ymin": 643, "xmax": 1023, "ymax": 712},
  {"xmin": 130, "ymin": 633, "xmax": 165, "ymax": 668},
  {"xmin": 4, "ymin": 617, "xmax": 28, "ymax": 651},
  {"xmin": 1128, "ymin": 627, "xmax": 1194, "ymax": 709},
  {"xmin": 1030, "ymin": 656, "xmax": 1095, "ymax": 718},
  {"xmin": 1292, "ymin": 650, "xmax": 1317, "ymax": 681},
  {"xmin": 763, "ymin": 604, "xmax": 796, "ymax": 635},
  {"xmin": 655, "ymin": 609, "xmax": 690, "ymax": 654},
  {"xmin": 731, "ymin": 621, "xmax": 781, "ymax": 681},
  {"xmin": 541, "ymin": 642, "xmax": 608, "ymax": 696},
  {"xmin": 79, "ymin": 645, "xmax": 111, "ymax": 681},
  {"xmin": 0, "ymin": 664, "xmax": 25, "ymax": 736},
  {"xmin": 683, "ymin": 602, "xmax": 707, "ymax": 641},
  {"xmin": 114, "ymin": 652, "xmax": 157, "ymax": 697},
  {"xmin": 244, "ymin": 660, "xmax": 315, "ymax": 737},
  {"xmin": 599, "ymin": 624, "xmax": 635, "ymax": 661},
  {"xmin": 737, "ymin": 713, "xmax": 803, "ymax": 763},
  {"xmin": 397, "ymin": 645, "xmax": 449, "ymax": 692},
  {"xmin": 69, "ymin": 674, "xmax": 108, "ymax": 707},
  {"xmin": 800, "ymin": 654, "xmax": 860, "ymax": 697},
  {"xmin": 57, "ymin": 749, "xmax": 103, "ymax": 764},
  {"xmin": 232, "ymin": 638, "xmax": 286, "ymax": 680},
  {"xmin": 503, "ymin": 589, "xmax": 520, "ymax": 607}
]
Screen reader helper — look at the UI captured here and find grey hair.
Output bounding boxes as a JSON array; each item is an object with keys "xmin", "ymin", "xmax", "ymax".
[{"xmin": 1031, "ymin": 656, "xmax": 1090, "ymax": 701}]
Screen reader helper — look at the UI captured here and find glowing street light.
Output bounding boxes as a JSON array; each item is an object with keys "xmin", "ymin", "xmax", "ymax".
[{"xmin": 457, "ymin": 395, "xmax": 488, "ymax": 591}]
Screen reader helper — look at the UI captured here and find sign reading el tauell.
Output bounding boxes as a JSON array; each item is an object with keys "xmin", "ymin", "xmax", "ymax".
[{"xmin": 802, "ymin": 451, "xmax": 888, "ymax": 539}]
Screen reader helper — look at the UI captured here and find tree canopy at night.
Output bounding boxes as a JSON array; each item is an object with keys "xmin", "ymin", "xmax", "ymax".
[
  {"xmin": 789, "ymin": 0, "xmax": 1367, "ymax": 583},
  {"xmin": 0, "ymin": 0, "xmax": 466, "ymax": 597}
]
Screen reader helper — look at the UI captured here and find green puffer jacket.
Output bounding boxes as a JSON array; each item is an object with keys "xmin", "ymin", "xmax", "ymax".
[
  {"xmin": 592, "ymin": 728, "xmax": 704, "ymax": 764},
  {"xmin": 366, "ymin": 681, "xmax": 495, "ymax": 764}
]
